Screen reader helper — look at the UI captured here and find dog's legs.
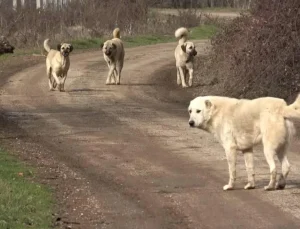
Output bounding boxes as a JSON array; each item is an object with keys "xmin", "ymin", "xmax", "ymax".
[
  {"xmin": 115, "ymin": 64, "xmax": 122, "ymax": 85},
  {"xmin": 263, "ymin": 146, "xmax": 277, "ymax": 191},
  {"xmin": 178, "ymin": 67, "xmax": 188, "ymax": 88},
  {"xmin": 176, "ymin": 68, "xmax": 181, "ymax": 85},
  {"xmin": 106, "ymin": 66, "xmax": 115, "ymax": 85},
  {"xmin": 188, "ymin": 68, "xmax": 194, "ymax": 87},
  {"xmin": 60, "ymin": 73, "xmax": 67, "ymax": 92},
  {"xmin": 276, "ymin": 145, "xmax": 290, "ymax": 190},
  {"xmin": 223, "ymin": 148, "xmax": 237, "ymax": 191},
  {"xmin": 47, "ymin": 68, "xmax": 54, "ymax": 91},
  {"xmin": 52, "ymin": 72, "xmax": 62, "ymax": 91},
  {"xmin": 110, "ymin": 70, "xmax": 117, "ymax": 84},
  {"xmin": 243, "ymin": 149, "xmax": 255, "ymax": 189}
]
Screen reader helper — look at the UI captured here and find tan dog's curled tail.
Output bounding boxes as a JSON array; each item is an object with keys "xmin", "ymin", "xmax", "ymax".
[
  {"xmin": 175, "ymin": 27, "xmax": 189, "ymax": 45},
  {"xmin": 43, "ymin": 39, "xmax": 51, "ymax": 53},
  {"xmin": 283, "ymin": 94, "xmax": 300, "ymax": 119},
  {"xmin": 113, "ymin": 28, "xmax": 121, "ymax": 39}
]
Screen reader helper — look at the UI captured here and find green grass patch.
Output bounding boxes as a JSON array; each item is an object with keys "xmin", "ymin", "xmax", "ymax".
[{"xmin": 0, "ymin": 150, "xmax": 53, "ymax": 229}]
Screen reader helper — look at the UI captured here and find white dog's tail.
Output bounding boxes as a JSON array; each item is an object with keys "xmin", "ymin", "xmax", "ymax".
[
  {"xmin": 175, "ymin": 27, "xmax": 189, "ymax": 45},
  {"xmin": 113, "ymin": 28, "xmax": 121, "ymax": 39},
  {"xmin": 43, "ymin": 39, "xmax": 51, "ymax": 53},
  {"xmin": 283, "ymin": 94, "xmax": 300, "ymax": 119}
]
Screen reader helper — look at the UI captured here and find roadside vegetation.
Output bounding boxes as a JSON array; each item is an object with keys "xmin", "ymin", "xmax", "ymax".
[
  {"xmin": 194, "ymin": 0, "xmax": 300, "ymax": 102},
  {"xmin": 0, "ymin": 149, "xmax": 53, "ymax": 229}
]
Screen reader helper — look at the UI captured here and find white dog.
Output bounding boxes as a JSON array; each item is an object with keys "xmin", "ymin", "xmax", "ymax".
[
  {"xmin": 44, "ymin": 39, "xmax": 73, "ymax": 92},
  {"xmin": 174, "ymin": 27, "xmax": 197, "ymax": 88},
  {"xmin": 188, "ymin": 95, "xmax": 300, "ymax": 191},
  {"xmin": 101, "ymin": 28, "xmax": 125, "ymax": 85}
]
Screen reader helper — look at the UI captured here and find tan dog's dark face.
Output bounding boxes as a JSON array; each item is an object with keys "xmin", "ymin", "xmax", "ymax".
[
  {"xmin": 101, "ymin": 41, "xmax": 117, "ymax": 57},
  {"xmin": 57, "ymin": 43, "xmax": 73, "ymax": 57},
  {"xmin": 181, "ymin": 41, "xmax": 197, "ymax": 56}
]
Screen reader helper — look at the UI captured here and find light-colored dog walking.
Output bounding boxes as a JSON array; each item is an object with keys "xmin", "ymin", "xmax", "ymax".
[
  {"xmin": 174, "ymin": 27, "xmax": 197, "ymax": 88},
  {"xmin": 101, "ymin": 28, "xmax": 125, "ymax": 85},
  {"xmin": 188, "ymin": 94, "xmax": 300, "ymax": 191},
  {"xmin": 44, "ymin": 39, "xmax": 73, "ymax": 92}
]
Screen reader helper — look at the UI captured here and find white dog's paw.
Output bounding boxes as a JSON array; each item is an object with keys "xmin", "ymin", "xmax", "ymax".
[
  {"xmin": 264, "ymin": 185, "xmax": 275, "ymax": 191},
  {"xmin": 177, "ymin": 79, "xmax": 181, "ymax": 85},
  {"xmin": 244, "ymin": 183, "xmax": 255, "ymax": 190},
  {"xmin": 105, "ymin": 81, "xmax": 111, "ymax": 85},
  {"xmin": 223, "ymin": 184, "xmax": 234, "ymax": 191},
  {"xmin": 188, "ymin": 80, "xmax": 193, "ymax": 87},
  {"xmin": 182, "ymin": 84, "xmax": 188, "ymax": 88}
]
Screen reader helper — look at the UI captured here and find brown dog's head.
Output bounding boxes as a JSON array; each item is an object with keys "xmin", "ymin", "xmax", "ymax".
[
  {"xmin": 57, "ymin": 43, "xmax": 73, "ymax": 57},
  {"xmin": 181, "ymin": 41, "xmax": 197, "ymax": 57},
  {"xmin": 101, "ymin": 41, "xmax": 117, "ymax": 57}
]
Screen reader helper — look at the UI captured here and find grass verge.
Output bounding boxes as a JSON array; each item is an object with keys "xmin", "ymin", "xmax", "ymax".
[{"xmin": 0, "ymin": 150, "xmax": 53, "ymax": 229}]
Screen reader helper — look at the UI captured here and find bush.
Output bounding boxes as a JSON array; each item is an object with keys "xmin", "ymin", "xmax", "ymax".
[{"xmin": 196, "ymin": 0, "xmax": 300, "ymax": 102}]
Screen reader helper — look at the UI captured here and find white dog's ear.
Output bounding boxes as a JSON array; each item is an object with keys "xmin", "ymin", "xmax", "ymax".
[
  {"xmin": 181, "ymin": 44, "xmax": 186, "ymax": 52},
  {"xmin": 205, "ymin": 100, "xmax": 212, "ymax": 109},
  {"xmin": 100, "ymin": 43, "xmax": 104, "ymax": 49},
  {"xmin": 70, "ymin": 45, "xmax": 73, "ymax": 52},
  {"xmin": 57, "ymin": 44, "xmax": 62, "ymax": 51},
  {"xmin": 112, "ymin": 43, "xmax": 117, "ymax": 49}
]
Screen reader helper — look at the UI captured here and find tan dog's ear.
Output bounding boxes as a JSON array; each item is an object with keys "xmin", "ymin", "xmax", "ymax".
[
  {"xmin": 112, "ymin": 43, "xmax": 117, "ymax": 49},
  {"xmin": 181, "ymin": 44, "xmax": 186, "ymax": 52},
  {"xmin": 70, "ymin": 45, "xmax": 73, "ymax": 52},
  {"xmin": 100, "ymin": 43, "xmax": 104, "ymax": 49},
  {"xmin": 205, "ymin": 100, "xmax": 212, "ymax": 109},
  {"xmin": 57, "ymin": 44, "xmax": 62, "ymax": 51}
]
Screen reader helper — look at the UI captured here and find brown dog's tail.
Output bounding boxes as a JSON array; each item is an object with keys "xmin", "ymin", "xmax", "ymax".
[
  {"xmin": 113, "ymin": 28, "xmax": 121, "ymax": 39},
  {"xmin": 175, "ymin": 27, "xmax": 188, "ymax": 45},
  {"xmin": 283, "ymin": 94, "xmax": 300, "ymax": 119},
  {"xmin": 43, "ymin": 39, "xmax": 51, "ymax": 53}
]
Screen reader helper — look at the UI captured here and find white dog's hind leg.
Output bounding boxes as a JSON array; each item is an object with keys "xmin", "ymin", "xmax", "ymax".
[
  {"xmin": 110, "ymin": 70, "xmax": 117, "ymax": 84},
  {"xmin": 263, "ymin": 147, "xmax": 277, "ymax": 191},
  {"xmin": 276, "ymin": 146, "xmax": 290, "ymax": 190},
  {"xmin": 188, "ymin": 68, "xmax": 194, "ymax": 87},
  {"xmin": 115, "ymin": 65, "xmax": 122, "ymax": 85},
  {"xmin": 223, "ymin": 148, "xmax": 237, "ymax": 191},
  {"xmin": 178, "ymin": 67, "xmax": 188, "ymax": 88},
  {"xmin": 243, "ymin": 150, "xmax": 255, "ymax": 189}
]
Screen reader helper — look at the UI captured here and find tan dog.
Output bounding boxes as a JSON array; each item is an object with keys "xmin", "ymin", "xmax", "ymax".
[
  {"xmin": 174, "ymin": 27, "xmax": 197, "ymax": 88},
  {"xmin": 44, "ymin": 39, "xmax": 73, "ymax": 92},
  {"xmin": 188, "ymin": 95, "xmax": 300, "ymax": 191},
  {"xmin": 101, "ymin": 28, "xmax": 125, "ymax": 85}
]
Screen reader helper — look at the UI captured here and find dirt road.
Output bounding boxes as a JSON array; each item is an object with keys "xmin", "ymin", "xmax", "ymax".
[{"xmin": 1, "ymin": 42, "xmax": 300, "ymax": 229}]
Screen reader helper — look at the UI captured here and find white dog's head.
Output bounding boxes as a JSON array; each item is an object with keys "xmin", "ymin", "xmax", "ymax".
[
  {"xmin": 188, "ymin": 97, "xmax": 214, "ymax": 131},
  {"xmin": 57, "ymin": 43, "xmax": 73, "ymax": 57},
  {"xmin": 182, "ymin": 41, "xmax": 197, "ymax": 57},
  {"xmin": 101, "ymin": 41, "xmax": 117, "ymax": 57}
]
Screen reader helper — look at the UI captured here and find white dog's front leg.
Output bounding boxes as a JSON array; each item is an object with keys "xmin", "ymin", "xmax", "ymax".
[
  {"xmin": 188, "ymin": 68, "xmax": 194, "ymax": 87},
  {"xmin": 110, "ymin": 70, "xmax": 117, "ymax": 84},
  {"xmin": 178, "ymin": 67, "xmax": 188, "ymax": 88},
  {"xmin": 243, "ymin": 150, "xmax": 255, "ymax": 190},
  {"xmin": 223, "ymin": 149, "xmax": 237, "ymax": 191}
]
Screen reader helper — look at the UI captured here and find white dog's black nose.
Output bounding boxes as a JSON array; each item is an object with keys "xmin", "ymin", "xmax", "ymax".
[{"xmin": 189, "ymin": 120, "xmax": 195, "ymax": 127}]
